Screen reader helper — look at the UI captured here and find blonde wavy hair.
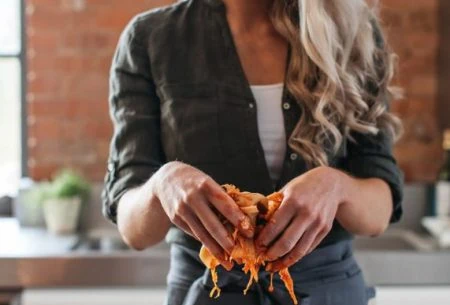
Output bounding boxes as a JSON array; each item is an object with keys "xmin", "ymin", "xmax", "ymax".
[{"xmin": 270, "ymin": 0, "xmax": 403, "ymax": 166}]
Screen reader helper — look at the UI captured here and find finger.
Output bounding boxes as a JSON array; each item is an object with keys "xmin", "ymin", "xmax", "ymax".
[
  {"xmin": 264, "ymin": 216, "xmax": 309, "ymax": 261},
  {"xmin": 203, "ymin": 179, "xmax": 254, "ymax": 238},
  {"xmin": 306, "ymin": 227, "xmax": 330, "ymax": 255},
  {"xmin": 255, "ymin": 199, "xmax": 295, "ymax": 250},
  {"xmin": 172, "ymin": 216, "xmax": 197, "ymax": 240},
  {"xmin": 269, "ymin": 228, "xmax": 318, "ymax": 272},
  {"xmin": 180, "ymin": 207, "xmax": 226, "ymax": 261},
  {"xmin": 188, "ymin": 193, "xmax": 235, "ymax": 254}
]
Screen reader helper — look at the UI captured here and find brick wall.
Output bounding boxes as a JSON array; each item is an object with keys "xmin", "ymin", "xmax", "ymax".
[
  {"xmin": 26, "ymin": 0, "xmax": 176, "ymax": 181},
  {"xmin": 26, "ymin": 0, "xmax": 443, "ymax": 182},
  {"xmin": 382, "ymin": 0, "xmax": 443, "ymax": 182}
]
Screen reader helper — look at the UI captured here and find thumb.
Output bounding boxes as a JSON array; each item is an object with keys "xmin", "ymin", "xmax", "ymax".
[{"xmin": 279, "ymin": 183, "xmax": 289, "ymax": 193}]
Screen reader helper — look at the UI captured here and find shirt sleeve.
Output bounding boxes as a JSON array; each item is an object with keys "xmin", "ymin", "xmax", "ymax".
[
  {"xmin": 338, "ymin": 129, "xmax": 404, "ymax": 223},
  {"xmin": 102, "ymin": 17, "xmax": 165, "ymax": 224}
]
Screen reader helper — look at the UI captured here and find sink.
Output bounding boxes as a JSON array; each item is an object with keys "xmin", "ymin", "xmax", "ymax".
[
  {"xmin": 353, "ymin": 229, "xmax": 436, "ymax": 252},
  {"xmin": 70, "ymin": 236, "xmax": 131, "ymax": 252},
  {"xmin": 353, "ymin": 235, "xmax": 416, "ymax": 251},
  {"xmin": 70, "ymin": 228, "xmax": 133, "ymax": 252}
]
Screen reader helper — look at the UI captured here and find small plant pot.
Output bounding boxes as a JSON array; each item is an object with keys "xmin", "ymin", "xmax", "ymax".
[{"xmin": 43, "ymin": 197, "xmax": 82, "ymax": 234}]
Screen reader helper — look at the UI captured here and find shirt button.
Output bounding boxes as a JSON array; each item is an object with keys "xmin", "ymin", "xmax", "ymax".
[
  {"xmin": 249, "ymin": 102, "xmax": 255, "ymax": 109},
  {"xmin": 290, "ymin": 153, "xmax": 298, "ymax": 161},
  {"xmin": 107, "ymin": 162, "xmax": 115, "ymax": 172},
  {"xmin": 283, "ymin": 102, "xmax": 291, "ymax": 110}
]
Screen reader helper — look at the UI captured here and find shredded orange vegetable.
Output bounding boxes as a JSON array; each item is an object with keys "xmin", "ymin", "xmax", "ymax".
[
  {"xmin": 268, "ymin": 272, "xmax": 274, "ymax": 292},
  {"xmin": 279, "ymin": 268, "xmax": 298, "ymax": 305},
  {"xmin": 199, "ymin": 184, "xmax": 299, "ymax": 304},
  {"xmin": 209, "ymin": 266, "xmax": 221, "ymax": 298}
]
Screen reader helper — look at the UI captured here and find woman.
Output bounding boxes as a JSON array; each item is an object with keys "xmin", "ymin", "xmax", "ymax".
[{"xmin": 102, "ymin": 0, "xmax": 403, "ymax": 304}]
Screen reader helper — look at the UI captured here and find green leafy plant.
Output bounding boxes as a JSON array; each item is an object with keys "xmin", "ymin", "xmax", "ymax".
[
  {"xmin": 28, "ymin": 170, "xmax": 91, "ymax": 204},
  {"xmin": 50, "ymin": 170, "xmax": 91, "ymax": 200}
]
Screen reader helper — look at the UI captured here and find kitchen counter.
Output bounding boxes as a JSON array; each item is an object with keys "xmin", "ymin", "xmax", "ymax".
[
  {"xmin": 0, "ymin": 218, "xmax": 170, "ymax": 288},
  {"xmin": 0, "ymin": 249, "xmax": 171, "ymax": 288},
  {"xmin": 0, "ymin": 218, "xmax": 78, "ymax": 257},
  {"xmin": 1, "ymin": 218, "xmax": 450, "ymax": 289},
  {"xmin": 355, "ymin": 250, "xmax": 450, "ymax": 285}
]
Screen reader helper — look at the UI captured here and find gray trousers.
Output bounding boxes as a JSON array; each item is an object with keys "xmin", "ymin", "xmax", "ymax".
[{"xmin": 164, "ymin": 240, "xmax": 375, "ymax": 305}]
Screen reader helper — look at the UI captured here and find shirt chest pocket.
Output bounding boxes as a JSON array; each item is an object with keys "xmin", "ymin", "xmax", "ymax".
[{"xmin": 158, "ymin": 84, "xmax": 225, "ymax": 164}]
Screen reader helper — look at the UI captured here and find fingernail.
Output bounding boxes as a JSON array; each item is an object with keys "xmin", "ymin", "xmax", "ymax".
[
  {"xmin": 221, "ymin": 259, "xmax": 233, "ymax": 271},
  {"xmin": 246, "ymin": 228, "xmax": 255, "ymax": 238},
  {"xmin": 240, "ymin": 217, "xmax": 250, "ymax": 230},
  {"xmin": 270, "ymin": 263, "xmax": 281, "ymax": 272},
  {"xmin": 265, "ymin": 253, "xmax": 275, "ymax": 261},
  {"xmin": 219, "ymin": 250, "xmax": 228, "ymax": 259},
  {"xmin": 240, "ymin": 218, "xmax": 254, "ymax": 238}
]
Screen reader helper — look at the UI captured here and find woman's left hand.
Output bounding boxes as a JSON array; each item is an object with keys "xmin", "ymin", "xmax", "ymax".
[{"xmin": 255, "ymin": 166, "xmax": 347, "ymax": 272}]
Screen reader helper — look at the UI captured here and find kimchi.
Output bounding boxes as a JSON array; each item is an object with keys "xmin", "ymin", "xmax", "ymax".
[{"xmin": 199, "ymin": 184, "xmax": 298, "ymax": 305}]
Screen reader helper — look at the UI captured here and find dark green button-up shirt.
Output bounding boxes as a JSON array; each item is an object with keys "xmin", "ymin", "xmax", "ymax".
[{"xmin": 102, "ymin": 0, "xmax": 403, "ymax": 250}]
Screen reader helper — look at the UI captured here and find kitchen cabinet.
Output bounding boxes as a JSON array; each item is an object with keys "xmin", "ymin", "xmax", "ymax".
[
  {"xmin": 20, "ymin": 286, "xmax": 450, "ymax": 305},
  {"xmin": 21, "ymin": 288, "xmax": 166, "ymax": 305},
  {"xmin": 0, "ymin": 291, "xmax": 21, "ymax": 305},
  {"xmin": 375, "ymin": 286, "xmax": 450, "ymax": 305}
]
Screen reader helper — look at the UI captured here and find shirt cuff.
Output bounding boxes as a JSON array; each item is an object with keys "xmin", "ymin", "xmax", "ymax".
[{"xmin": 342, "ymin": 154, "xmax": 404, "ymax": 223}]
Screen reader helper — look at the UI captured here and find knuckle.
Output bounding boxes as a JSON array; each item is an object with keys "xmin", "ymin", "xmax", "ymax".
[
  {"xmin": 301, "ymin": 205, "xmax": 314, "ymax": 217},
  {"xmin": 183, "ymin": 191, "xmax": 197, "ymax": 204},
  {"xmin": 198, "ymin": 178, "xmax": 211, "ymax": 191},
  {"xmin": 175, "ymin": 201, "xmax": 189, "ymax": 215},
  {"xmin": 316, "ymin": 215, "xmax": 327, "ymax": 228},
  {"xmin": 172, "ymin": 214, "xmax": 183, "ymax": 225},
  {"xmin": 295, "ymin": 246, "xmax": 307, "ymax": 257},
  {"xmin": 323, "ymin": 222, "xmax": 333, "ymax": 232},
  {"xmin": 283, "ymin": 197, "xmax": 297, "ymax": 208},
  {"xmin": 172, "ymin": 213, "xmax": 182, "ymax": 222},
  {"xmin": 285, "ymin": 254, "xmax": 297, "ymax": 265},
  {"xmin": 279, "ymin": 239, "xmax": 294, "ymax": 254}
]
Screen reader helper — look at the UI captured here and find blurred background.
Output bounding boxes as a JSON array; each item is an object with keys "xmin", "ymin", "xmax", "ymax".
[{"xmin": 0, "ymin": 0, "xmax": 450, "ymax": 305}]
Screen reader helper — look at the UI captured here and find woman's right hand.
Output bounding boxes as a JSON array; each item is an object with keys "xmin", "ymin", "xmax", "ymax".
[{"xmin": 154, "ymin": 161, "xmax": 254, "ymax": 261}]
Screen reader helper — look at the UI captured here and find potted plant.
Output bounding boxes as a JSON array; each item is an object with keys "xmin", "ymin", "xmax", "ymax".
[{"xmin": 30, "ymin": 170, "xmax": 90, "ymax": 234}]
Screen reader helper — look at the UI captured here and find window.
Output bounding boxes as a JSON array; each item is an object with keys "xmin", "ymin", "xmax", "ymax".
[{"xmin": 0, "ymin": 0, "xmax": 25, "ymax": 197}]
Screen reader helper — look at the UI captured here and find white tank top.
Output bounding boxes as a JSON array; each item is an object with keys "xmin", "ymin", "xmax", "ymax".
[{"xmin": 250, "ymin": 83, "xmax": 286, "ymax": 181}]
